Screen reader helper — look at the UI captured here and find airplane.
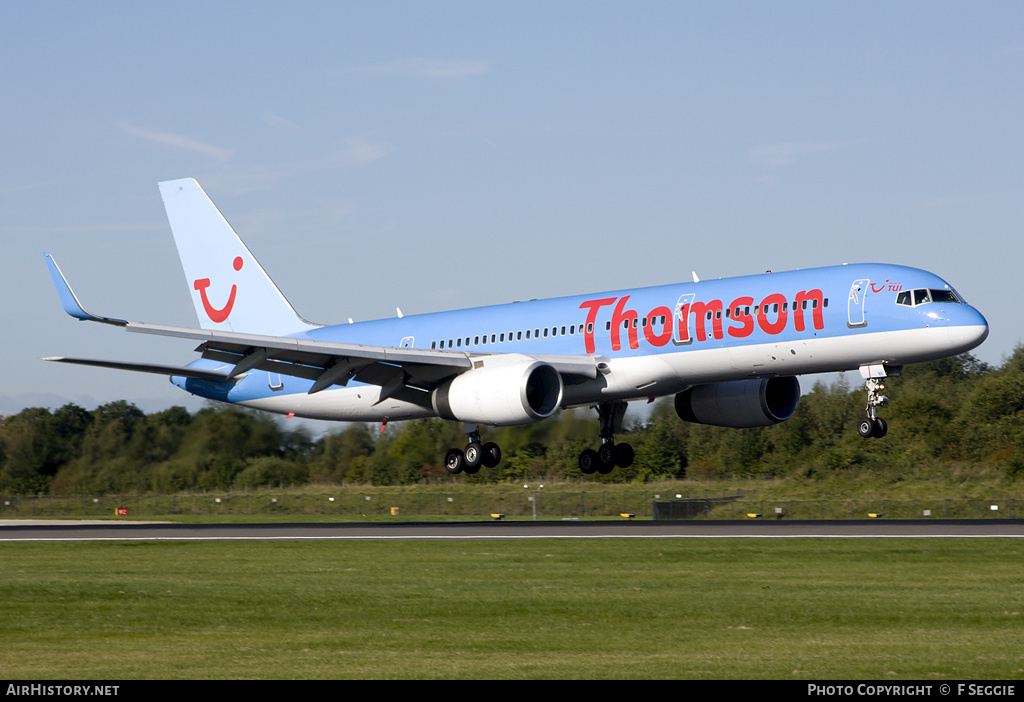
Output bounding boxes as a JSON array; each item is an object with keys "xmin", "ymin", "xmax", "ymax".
[{"xmin": 44, "ymin": 178, "xmax": 989, "ymax": 475}]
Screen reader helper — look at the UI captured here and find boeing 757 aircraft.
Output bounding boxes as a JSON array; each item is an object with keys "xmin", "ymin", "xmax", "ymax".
[{"xmin": 44, "ymin": 178, "xmax": 989, "ymax": 475}]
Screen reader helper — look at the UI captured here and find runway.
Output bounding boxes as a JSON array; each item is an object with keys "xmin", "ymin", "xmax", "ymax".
[{"xmin": 3, "ymin": 519, "xmax": 1024, "ymax": 541}]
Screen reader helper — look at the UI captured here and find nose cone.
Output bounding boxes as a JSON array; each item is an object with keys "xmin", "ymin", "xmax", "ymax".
[{"xmin": 947, "ymin": 305, "xmax": 989, "ymax": 354}]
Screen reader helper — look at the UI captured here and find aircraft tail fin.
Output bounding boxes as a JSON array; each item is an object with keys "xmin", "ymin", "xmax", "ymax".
[{"xmin": 159, "ymin": 178, "xmax": 320, "ymax": 336}]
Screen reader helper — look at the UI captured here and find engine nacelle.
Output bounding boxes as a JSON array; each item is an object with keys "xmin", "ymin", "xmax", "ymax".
[
  {"xmin": 674, "ymin": 376, "xmax": 800, "ymax": 428},
  {"xmin": 432, "ymin": 356, "xmax": 563, "ymax": 426}
]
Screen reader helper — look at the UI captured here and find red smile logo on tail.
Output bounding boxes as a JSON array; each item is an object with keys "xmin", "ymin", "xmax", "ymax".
[{"xmin": 194, "ymin": 257, "xmax": 243, "ymax": 323}]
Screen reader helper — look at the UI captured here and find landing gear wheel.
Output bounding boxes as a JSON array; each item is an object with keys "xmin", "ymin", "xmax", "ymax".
[
  {"xmin": 444, "ymin": 448, "xmax": 464, "ymax": 475},
  {"xmin": 463, "ymin": 442, "xmax": 483, "ymax": 473},
  {"xmin": 614, "ymin": 442, "xmax": 635, "ymax": 468},
  {"xmin": 579, "ymin": 449, "xmax": 599, "ymax": 474},
  {"xmin": 872, "ymin": 417, "xmax": 888, "ymax": 438},
  {"xmin": 597, "ymin": 443, "xmax": 616, "ymax": 474},
  {"xmin": 857, "ymin": 418, "xmax": 876, "ymax": 438},
  {"xmin": 481, "ymin": 442, "xmax": 501, "ymax": 468}
]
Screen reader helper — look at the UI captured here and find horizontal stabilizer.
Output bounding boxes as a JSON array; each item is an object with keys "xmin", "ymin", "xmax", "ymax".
[{"xmin": 42, "ymin": 357, "xmax": 236, "ymax": 382}]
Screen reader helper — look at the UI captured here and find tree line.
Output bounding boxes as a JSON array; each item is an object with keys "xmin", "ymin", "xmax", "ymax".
[{"xmin": 2, "ymin": 348, "xmax": 1022, "ymax": 495}]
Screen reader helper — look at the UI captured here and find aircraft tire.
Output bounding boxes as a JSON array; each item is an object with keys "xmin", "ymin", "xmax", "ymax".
[
  {"xmin": 872, "ymin": 418, "xmax": 888, "ymax": 438},
  {"xmin": 579, "ymin": 449, "xmax": 599, "ymax": 474},
  {"xmin": 597, "ymin": 444, "xmax": 616, "ymax": 474},
  {"xmin": 614, "ymin": 442, "xmax": 635, "ymax": 468},
  {"xmin": 444, "ymin": 448, "xmax": 465, "ymax": 475},
  {"xmin": 482, "ymin": 442, "xmax": 501, "ymax": 468},
  {"xmin": 464, "ymin": 442, "xmax": 483, "ymax": 472},
  {"xmin": 857, "ymin": 418, "xmax": 875, "ymax": 438}
]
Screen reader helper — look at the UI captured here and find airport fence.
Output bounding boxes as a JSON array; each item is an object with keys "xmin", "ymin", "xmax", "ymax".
[{"xmin": 2, "ymin": 490, "xmax": 1023, "ymax": 520}]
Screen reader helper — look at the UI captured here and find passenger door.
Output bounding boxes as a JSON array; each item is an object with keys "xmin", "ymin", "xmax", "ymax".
[{"xmin": 847, "ymin": 279, "xmax": 869, "ymax": 328}]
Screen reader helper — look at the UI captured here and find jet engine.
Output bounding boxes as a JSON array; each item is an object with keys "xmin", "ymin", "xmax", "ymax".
[
  {"xmin": 674, "ymin": 376, "xmax": 800, "ymax": 428},
  {"xmin": 432, "ymin": 356, "xmax": 563, "ymax": 426}
]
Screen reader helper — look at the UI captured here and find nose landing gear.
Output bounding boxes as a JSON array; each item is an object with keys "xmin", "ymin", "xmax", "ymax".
[{"xmin": 857, "ymin": 364, "xmax": 900, "ymax": 439}]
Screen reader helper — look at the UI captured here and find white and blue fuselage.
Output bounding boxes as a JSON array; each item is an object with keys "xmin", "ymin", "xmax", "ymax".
[{"xmin": 177, "ymin": 262, "xmax": 987, "ymax": 423}]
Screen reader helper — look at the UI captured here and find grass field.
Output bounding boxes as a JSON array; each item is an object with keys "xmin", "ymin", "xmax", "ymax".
[{"xmin": 2, "ymin": 538, "xmax": 1022, "ymax": 679}]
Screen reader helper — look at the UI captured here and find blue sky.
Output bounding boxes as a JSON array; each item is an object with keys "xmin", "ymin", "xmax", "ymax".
[{"xmin": 2, "ymin": 1, "xmax": 1021, "ymax": 423}]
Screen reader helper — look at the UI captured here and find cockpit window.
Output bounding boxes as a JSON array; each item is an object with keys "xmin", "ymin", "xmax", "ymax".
[{"xmin": 896, "ymin": 288, "xmax": 962, "ymax": 307}]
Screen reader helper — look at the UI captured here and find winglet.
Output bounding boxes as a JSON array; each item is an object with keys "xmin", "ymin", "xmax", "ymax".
[{"xmin": 43, "ymin": 253, "xmax": 127, "ymax": 326}]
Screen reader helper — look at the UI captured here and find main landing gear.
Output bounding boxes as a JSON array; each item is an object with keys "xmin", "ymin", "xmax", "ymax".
[
  {"xmin": 444, "ymin": 426, "xmax": 502, "ymax": 475},
  {"xmin": 857, "ymin": 364, "xmax": 899, "ymax": 439},
  {"xmin": 578, "ymin": 401, "xmax": 635, "ymax": 475}
]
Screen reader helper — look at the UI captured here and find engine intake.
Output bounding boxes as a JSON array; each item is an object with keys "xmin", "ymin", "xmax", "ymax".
[
  {"xmin": 432, "ymin": 357, "xmax": 563, "ymax": 426},
  {"xmin": 674, "ymin": 376, "xmax": 800, "ymax": 428}
]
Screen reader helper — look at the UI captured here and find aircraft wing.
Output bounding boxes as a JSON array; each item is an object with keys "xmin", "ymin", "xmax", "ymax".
[
  {"xmin": 44, "ymin": 253, "xmax": 601, "ymax": 397},
  {"xmin": 125, "ymin": 322, "xmax": 600, "ymax": 390},
  {"xmin": 42, "ymin": 357, "xmax": 235, "ymax": 382}
]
